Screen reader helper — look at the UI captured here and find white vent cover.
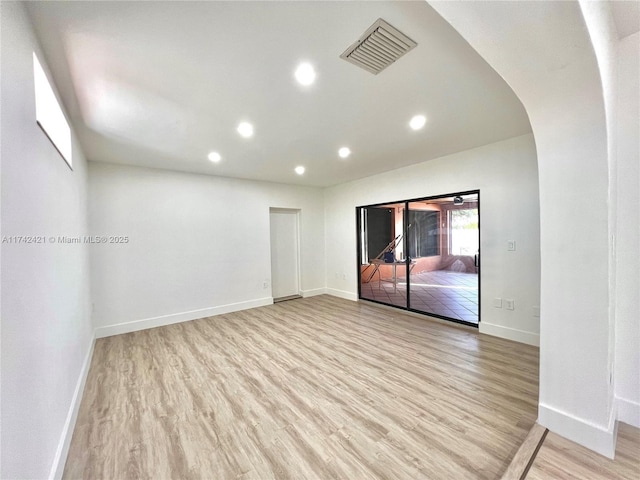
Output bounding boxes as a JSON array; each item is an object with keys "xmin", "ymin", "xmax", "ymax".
[{"xmin": 340, "ymin": 18, "xmax": 417, "ymax": 75}]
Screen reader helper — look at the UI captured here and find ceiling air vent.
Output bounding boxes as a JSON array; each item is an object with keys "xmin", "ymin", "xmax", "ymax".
[{"xmin": 340, "ymin": 18, "xmax": 417, "ymax": 75}]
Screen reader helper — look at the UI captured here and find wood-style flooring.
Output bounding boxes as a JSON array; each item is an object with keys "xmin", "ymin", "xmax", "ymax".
[
  {"xmin": 63, "ymin": 295, "xmax": 539, "ymax": 479},
  {"xmin": 527, "ymin": 422, "xmax": 640, "ymax": 479},
  {"xmin": 500, "ymin": 423, "xmax": 547, "ymax": 480}
]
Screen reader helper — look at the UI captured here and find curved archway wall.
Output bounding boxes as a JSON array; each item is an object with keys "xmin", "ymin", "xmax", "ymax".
[{"xmin": 429, "ymin": 0, "xmax": 638, "ymax": 457}]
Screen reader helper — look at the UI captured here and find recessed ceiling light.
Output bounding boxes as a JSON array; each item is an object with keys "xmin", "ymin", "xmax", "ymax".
[
  {"xmin": 294, "ymin": 62, "xmax": 316, "ymax": 86},
  {"xmin": 338, "ymin": 147, "xmax": 351, "ymax": 159},
  {"xmin": 295, "ymin": 166, "xmax": 305, "ymax": 175},
  {"xmin": 409, "ymin": 114, "xmax": 427, "ymax": 130},
  {"xmin": 207, "ymin": 151, "xmax": 221, "ymax": 163},
  {"xmin": 237, "ymin": 122, "xmax": 254, "ymax": 138}
]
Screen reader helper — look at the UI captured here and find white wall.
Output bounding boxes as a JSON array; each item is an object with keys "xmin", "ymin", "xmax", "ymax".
[
  {"xmin": 579, "ymin": 1, "xmax": 620, "ymax": 433},
  {"xmin": 0, "ymin": 3, "xmax": 94, "ymax": 479},
  {"xmin": 614, "ymin": 31, "xmax": 640, "ymax": 427},
  {"xmin": 582, "ymin": 2, "xmax": 640, "ymax": 430},
  {"xmin": 429, "ymin": 0, "xmax": 615, "ymax": 457},
  {"xmin": 89, "ymin": 163, "xmax": 325, "ymax": 336},
  {"xmin": 324, "ymin": 134, "xmax": 541, "ymax": 345}
]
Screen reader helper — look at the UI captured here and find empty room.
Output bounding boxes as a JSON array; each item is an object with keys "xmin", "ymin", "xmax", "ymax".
[{"xmin": 1, "ymin": 1, "xmax": 639, "ymax": 479}]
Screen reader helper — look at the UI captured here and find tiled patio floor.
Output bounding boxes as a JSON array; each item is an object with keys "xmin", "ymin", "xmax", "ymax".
[{"xmin": 360, "ymin": 270, "xmax": 478, "ymax": 324}]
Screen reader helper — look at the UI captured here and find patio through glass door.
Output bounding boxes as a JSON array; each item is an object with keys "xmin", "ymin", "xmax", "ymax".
[{"xmin": 357, "ymin": 191, "xmax": 480, "ymax": 326}]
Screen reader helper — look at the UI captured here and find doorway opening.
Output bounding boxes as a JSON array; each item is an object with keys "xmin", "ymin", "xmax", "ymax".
[
  {"xmin": 357, "ymin": 191, "xmax": 480, "ymax": 326},
  {"xmin": 269, "ymin": 208, "xmax": 301, "ymax": 302}
]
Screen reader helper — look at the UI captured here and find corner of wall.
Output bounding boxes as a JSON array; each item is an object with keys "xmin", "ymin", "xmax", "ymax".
[
  {"xmin": 538, "ymin": 402, "xmax": 617, "ymax": 459},
  {"xmin": 48, "ymin": 334, "xmax": 96, "ymax": 480},
  {"xmin": 325, "ymin": 288, "xmax": 358, "ymax": 301},
  {"xmin": 616, "ymin": 396, "xmax": 640, "ymax": 428},
  {"xmin": 301, "ymin": 288, "xmax": 327, "ymax": 298}
]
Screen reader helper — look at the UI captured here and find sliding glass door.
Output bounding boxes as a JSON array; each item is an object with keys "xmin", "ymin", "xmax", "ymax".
[
  {"xmin": 357, "ymin": 191, "xmax": 480, "ymax": 326},
  {"xmin": 407, "ymin": 194, "xmax": 479, "ymax": 324},
  {"xmin": 359, "ymin": 203, "xmax": 408, "ymax": 308}
]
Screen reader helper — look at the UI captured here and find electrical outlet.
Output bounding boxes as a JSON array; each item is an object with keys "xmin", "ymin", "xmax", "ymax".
[
  {"xmin": 533, "ymin": 306, "xmax": 540, "ymax": 317},
  {"xmin": 507, "ymin": 240, "xmax": 516, "ymax": 251},
  {"xmin": 493, "ymin": 298, "xmax": 503, "ymax": 308},
  {"xmin": 341, "ymin": 272, "xmax": 346, "ymax": 280},
  {"xmin": 505, "ymin": 299, "xmax": 515, "ymax": 310},
  {"xmin": 263, "ymin": 281, "xmax": 269, "ymax": 289}
]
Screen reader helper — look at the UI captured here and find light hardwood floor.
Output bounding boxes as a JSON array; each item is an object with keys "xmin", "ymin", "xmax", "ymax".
[
  {"xmin": 63, "ymin": 295, "xmax": 539, "ymax": 479},
  {"xmin": 500, "ymin": 423, "xmax": 547, "ymax": 480},
  {"xmin": 527, "ymin": 423, "xmax": 640, "ymax": 479}
]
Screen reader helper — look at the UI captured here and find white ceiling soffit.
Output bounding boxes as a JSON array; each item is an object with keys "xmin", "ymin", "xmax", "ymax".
[
  {"xmin": 24, "ymin": 2, "xmax": 532, "ymax": 188},
  {"xmin": 340, "ymin": 18, "xmax": 417, "ymax": 74}
]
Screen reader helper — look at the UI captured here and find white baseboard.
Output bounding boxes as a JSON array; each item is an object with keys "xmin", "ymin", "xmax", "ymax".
[
  {"xmin": 479, "ymin": 322, "xmax": 540, "ymax": 346},
  {"xmin": 301, "ymin": 288, "xmax": 327, "ymax": 298},
  {"xmin": 326, "ymin": 288, "xmax": 358, "ymax": 301},
  {"xmin": 48, "ymin": 335, "xmax": 96, "ymax": 480},
  {"xmin": 538, "ymin": 402, "xmax": 617, "ymax": 458},
  {"xmin": 617, "ymin": 395, "xmax": 640, "ymax": 427},
  {"xmin": 95, "ymin": 297, "xmax": 274, "ymax": 338}
]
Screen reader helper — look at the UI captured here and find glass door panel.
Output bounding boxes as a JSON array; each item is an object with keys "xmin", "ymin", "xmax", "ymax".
[
  {"xmin": 359, "ymin": 203, "xmax": 408, "ymax": 308},
  {"xmin": 407, "ymin": 195, "xmax": 479, "ymax": 324}
]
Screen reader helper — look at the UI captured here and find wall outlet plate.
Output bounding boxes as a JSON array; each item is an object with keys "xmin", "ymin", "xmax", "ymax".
[
  {"xmin": 493, "ymin": 298, "xmax": 503, "ymax": 308},
  {"xmin": 505, "ymin": 299, "xmax": 515, "ymax": 310}
]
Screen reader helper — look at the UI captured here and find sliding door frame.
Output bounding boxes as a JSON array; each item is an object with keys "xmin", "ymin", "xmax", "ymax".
[{"xmin": 356, "ymin": 189, "xmax": 481, "ymax": 328}]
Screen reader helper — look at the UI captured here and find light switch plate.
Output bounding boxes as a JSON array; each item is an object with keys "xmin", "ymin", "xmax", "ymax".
[
  {"xmin": 505, "ymin": 299, "xmax": 515, "ymax": 310},
  {"xmin": 507, "ymin": 240, "xmax": 516, "ymax": 251},
  {"xmin": 493, "ymin": 298, "xmax": 503, "ymax": 308}
]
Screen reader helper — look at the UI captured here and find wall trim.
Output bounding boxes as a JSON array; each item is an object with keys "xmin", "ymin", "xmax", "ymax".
[
  {"xmin": 48, "ymin": 334, "xmax": 96, "ymax": 480},
  {"xmin": 538, "ymin": 402, "xmax": 616, "ymax": 458},
  {"xmin": 479, "ymin": 322, "xmax": 540, "ymax": 346},
  {"xmin": 616, "ymin": 395, "xmax": 640, "ymax": 427},
  {"xmin": 95, "ymin": 297, "xmax": 274, "ymax": 338},
  {"xmin": 301, "ymin": 288, "xmax": 327, "ymax": 298},
  {"xmin": 326, "ymin": 288, "xmax": 358, "ymax": 301}
]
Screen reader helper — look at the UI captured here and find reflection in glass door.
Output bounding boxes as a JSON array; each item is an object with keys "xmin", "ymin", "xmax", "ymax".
[
  {"xmin": 359, "ymin": 203, "xmax": 408, "ymax": 308},
  {"xmin": 407, "ymin": 194, "xmax": 479, "ymax": 324}
]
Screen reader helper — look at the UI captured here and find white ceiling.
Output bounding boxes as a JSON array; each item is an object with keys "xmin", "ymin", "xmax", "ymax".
[{"xmin": 26, "ymin": 1, "xmax": 531, "ymax": 187}]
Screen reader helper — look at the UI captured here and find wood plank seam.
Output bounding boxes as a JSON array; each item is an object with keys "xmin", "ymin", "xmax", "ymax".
[{"xmin": 521, "ymin": 428, "xmax": 548, "ymax": 480}]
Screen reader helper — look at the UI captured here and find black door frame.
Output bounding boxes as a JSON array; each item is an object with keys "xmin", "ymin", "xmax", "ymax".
[{"xmin": 356, "ymin": 189, "xmax": 481, "ymax": 328}]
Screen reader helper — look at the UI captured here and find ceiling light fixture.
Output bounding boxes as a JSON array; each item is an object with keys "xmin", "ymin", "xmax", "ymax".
[
  {"xmin": 237, "ymin": 122, "xmax": 254, "ymax": 138},
  {"xmin": 338, "ymin": 147, "xmax": 351, "ymax": 159},
  {"xmin": 409, "ymin": 114, "xmax": 427, "ymax": 130},
  {"xmin": 294, "ymin": 62, "xmax": 316, "ymax": 86},
  {"xmin": 207, "ymin": 151, "xmax": 221, "ymax": 163},
  {"xmin": 295, "ymin": 166, "xmax": 305, "ymax": 175}
]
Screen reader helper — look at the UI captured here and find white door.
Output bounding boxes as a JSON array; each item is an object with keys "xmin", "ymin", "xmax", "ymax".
[{"xmin": 270, "ymin": 210, "xmax": 300, "ymax": 299}]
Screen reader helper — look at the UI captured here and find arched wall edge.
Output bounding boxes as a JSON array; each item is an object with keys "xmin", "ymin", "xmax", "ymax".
[{"xmin": 428, "ymin": 0, "xmax": 616, "ymax": 457}]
